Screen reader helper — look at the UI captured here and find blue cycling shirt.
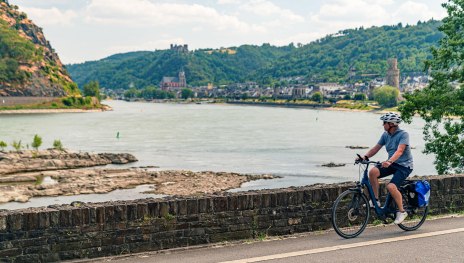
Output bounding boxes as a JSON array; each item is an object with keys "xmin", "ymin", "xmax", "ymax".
[{"xmin": 378, "ymin": 128, "xmax": 414, "ymax": 170}]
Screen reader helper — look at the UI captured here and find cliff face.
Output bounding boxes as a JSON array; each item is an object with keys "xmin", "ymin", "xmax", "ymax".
[{"xmin": 0, "ymin": 1, "xmax": 78, "ymax": 97}]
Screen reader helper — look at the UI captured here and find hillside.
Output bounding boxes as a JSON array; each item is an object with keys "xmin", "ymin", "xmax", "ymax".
[
  {"xmin": 67, "ymin": 44, "xmax": 295, "ymax": 90},
  {"xmin": 0, "ymin": 0, "xmax": 78, "ymax": 97},
  {"xmin": 67, "ymin": 20, "xmax": 443, "ymax": 90}
]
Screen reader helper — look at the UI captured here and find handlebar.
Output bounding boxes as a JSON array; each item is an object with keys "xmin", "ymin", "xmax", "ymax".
[
  {"xmin": 355, "ymin": 153, "xmax": 380, "ymax": 165},
  {"xmin": 355, "ymin": 160, "xmax": 380, "ymax": 165}
]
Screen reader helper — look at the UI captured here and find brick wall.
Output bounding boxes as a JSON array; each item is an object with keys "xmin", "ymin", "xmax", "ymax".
[{"xmin": 0, "ymin": 174, "xmax": 463, "ymax": 262}]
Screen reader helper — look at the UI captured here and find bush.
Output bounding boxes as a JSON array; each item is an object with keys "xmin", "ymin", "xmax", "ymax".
[
  {"xmin": 311, "ymin": 92, "xmax": 323, "ymax": 103},
  {"xmin": 53, "ymin": 139, "xmax": 64, "ymax": 151},
  {"xmin": 354, "ymin": 93, "xmax": 367, "ymax": 101},
  {"xmin": 12, "ymin": 140, "xmax": 22, "ymax": 151},
  {"xmin": 31, "ymin": 134, "xmax": 42, "ymax": 151},
  {"xmin": 0, "ymin": 141, "xmax": 7, "ymax": 151}
]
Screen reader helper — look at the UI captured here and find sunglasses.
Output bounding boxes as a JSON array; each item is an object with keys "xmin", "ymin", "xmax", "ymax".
[{"xmin": 383, "ymin": 121, "xmax": 388, "ymax": 125}]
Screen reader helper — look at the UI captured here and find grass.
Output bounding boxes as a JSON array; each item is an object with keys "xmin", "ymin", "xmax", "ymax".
[{"xmin": 0, "ymin": 97, "xmax": 103, "ymax": 111}]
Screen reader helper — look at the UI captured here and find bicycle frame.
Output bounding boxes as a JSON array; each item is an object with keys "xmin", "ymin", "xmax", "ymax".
[{"xmin": 354, "ymin": 161, "xmax": 397, "ymax": 221}]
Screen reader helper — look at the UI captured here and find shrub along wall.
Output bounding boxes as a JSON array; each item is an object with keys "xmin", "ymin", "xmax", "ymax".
[{"xmin": 0, "ymin": 174, "xmax": 463, "ymax": 262}]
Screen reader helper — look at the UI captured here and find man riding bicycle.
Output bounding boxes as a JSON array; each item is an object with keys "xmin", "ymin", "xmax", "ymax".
[{"xmin": 358, "ymin": 112, "xmax": 413, "ymax": 225}]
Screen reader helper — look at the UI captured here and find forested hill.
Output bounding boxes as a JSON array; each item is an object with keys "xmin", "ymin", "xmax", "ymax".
[
  {"xmin": 67, "ymin": 20, "xmax": 442, "ymax": 90},
  {"xmin": 0, "ymin": 1, "xmax": 79, "ymax": 97}
]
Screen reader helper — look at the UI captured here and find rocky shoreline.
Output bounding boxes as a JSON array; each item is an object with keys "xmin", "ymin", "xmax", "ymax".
[{"xmin": 0, "ymin": 150, "xmax": 275, "ymax": 204}]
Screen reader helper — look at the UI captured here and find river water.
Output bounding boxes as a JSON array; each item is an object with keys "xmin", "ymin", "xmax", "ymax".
[{"xmin": 0, "ymin": 100, "xmax": 436, "ymax": 209}]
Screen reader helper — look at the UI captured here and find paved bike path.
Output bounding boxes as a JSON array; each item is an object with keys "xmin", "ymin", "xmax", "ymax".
[{"xmin": 86, "ymin": 215, "xmax": 464, "ymax": 263}]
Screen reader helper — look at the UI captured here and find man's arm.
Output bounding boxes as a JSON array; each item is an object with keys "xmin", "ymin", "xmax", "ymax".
[
  {"xmin": 386, "ymin": 144, "xmax": 407, "ymax": 163},
  {"xmin": 364, "ymin": 144, "xmax": 383, "ymax": 159}
]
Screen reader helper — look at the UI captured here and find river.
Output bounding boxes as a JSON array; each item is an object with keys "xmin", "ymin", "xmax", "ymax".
[{"xmin": 0, "ymin": 100, "xmax": 436, "ymax": 209}]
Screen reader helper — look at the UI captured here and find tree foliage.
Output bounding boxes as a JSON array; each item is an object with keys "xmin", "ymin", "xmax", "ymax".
[
  {"xmin": 373, "ymin": 86, "xmax": 399, "ymax": 107},
  {"xmin": 31, "ymin": 134, "xmax": 42, "ymax": 151},
  {"xmin": 311, "ymin": 92, "xmax": 323, "ymax": 103},
  {"xmin": 399, "ymin": 0, "xmax": 464, "ymax": 174},
  {"xmin": 53, "ymin": 139, "xmax": 64, "ymax": 151},
  {"xmin": 0, "ymin": 20, "xmax": 37, "ymax": 84},
  {"xmin": 67, "ymin": 20, "xmax": 443, "ymax": 89},
  {"xmin": 354, "ymin": 93, "xmax": 367, "ymax": 101},
  {"xmin": 83, "ymin": 81, "xmax": 101, "ymax": 101},
  {"xmin": 181, "ymin": 88, "xmax": 194, "ymax": 99}
]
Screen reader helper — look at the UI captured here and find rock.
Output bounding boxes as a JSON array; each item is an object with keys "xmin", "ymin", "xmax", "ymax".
[
  {"xmin": 0, "ymin": 150, "xmax": 138, "ymax": 176},
  {"xmin": 322, "ymin": 162, "xmax": 346, "ymax": 167},
  {"xmin": 345, "ymin": 146, "xmax": 369, "ymax": 149}
]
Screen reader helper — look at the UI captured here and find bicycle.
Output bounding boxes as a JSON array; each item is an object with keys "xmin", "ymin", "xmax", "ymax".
[{"xmin": 331, "ymin": 156, "xmax": 429, "ymax": 238}]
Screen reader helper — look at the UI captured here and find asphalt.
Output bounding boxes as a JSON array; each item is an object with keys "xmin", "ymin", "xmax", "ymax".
[{"xmin": 79, "ymin": 214, "xmax": 464, "ymax": 263}]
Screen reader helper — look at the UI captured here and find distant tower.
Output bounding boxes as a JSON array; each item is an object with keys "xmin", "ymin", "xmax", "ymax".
[
  {"xmin": 178, "ymin": 69, "xmax": 186, "ymax": 88},
  {"xmin": 386, "ymin": 58, "xmax": 400, "ymax": 89}
]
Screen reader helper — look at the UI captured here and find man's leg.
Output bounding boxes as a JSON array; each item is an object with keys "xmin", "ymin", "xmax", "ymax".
[
  {"xmin": 369, "ymin": 167, "xmax": 381, "ymax": 199},
  {"xmin": 387, "ymin": 183, "xmax": 404, "ymax": 212},
  {"xmin": 388, "ymin": 166, "xmax": 411, "ymax": 224}
]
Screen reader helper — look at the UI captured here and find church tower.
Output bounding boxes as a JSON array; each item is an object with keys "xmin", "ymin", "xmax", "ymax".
[{"xmin": 178, "ymin": 69, "xmax": 186, "ymax": 88}]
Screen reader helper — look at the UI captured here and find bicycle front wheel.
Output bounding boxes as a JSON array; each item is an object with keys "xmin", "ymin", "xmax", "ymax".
[
  {"xmin": 331, "ymin": 190, "xmax": 370, "ymax": 238},
  {"xmin": 398, "ymin": 191, "xmax": 428, "ymax": 231}
]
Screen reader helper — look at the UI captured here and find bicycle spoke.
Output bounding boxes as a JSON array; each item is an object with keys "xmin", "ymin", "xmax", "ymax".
[{"xmin": 332, "ymin": 190, "xmax": 369, "ymax": 238}]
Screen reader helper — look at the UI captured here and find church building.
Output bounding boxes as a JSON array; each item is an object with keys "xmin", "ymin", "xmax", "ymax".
[{"xmin": 159, "ymin": 70, "xmax": 187, "ymax": 91}]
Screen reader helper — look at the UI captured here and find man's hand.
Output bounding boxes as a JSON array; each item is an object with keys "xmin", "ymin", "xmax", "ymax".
[{"xmin": 381, "ymin": 161, "xmax": 392, "ymax": 168}]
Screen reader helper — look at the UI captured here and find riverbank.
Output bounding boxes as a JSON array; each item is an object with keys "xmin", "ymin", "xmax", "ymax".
[
  {"xmin": 0, "ymin": 150, "xmax": 275, "ymax": 204},
  {"xmin": 0, "ymin": 96, "xmax": 111, "ymax": 114},
  {"xmin": 124, "ymin": 98, "xmax": 393, "ymax": 113},
  {"xmin": 0, "ymin": 108, "xmax": 108, "ymax": 114}
]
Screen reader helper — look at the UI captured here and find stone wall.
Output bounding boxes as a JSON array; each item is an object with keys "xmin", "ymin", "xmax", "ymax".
[
  {"xmin": 0, "ymin": 97, "xmax": 56, "ymax": 107},
  {"xmin": 0, "ymin": 174, "xmax": 463, "ymax": 262}
]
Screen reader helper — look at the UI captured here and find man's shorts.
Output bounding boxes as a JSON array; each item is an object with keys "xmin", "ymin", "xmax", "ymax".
[{"xmin": 377, "ymin": 163, "xmax": 412, "ymax": 187}]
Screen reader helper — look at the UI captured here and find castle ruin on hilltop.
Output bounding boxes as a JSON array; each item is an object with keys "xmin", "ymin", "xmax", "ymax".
[{"xmin": 170, "ymin": 44, "xmax": 189, "ymax": 53}]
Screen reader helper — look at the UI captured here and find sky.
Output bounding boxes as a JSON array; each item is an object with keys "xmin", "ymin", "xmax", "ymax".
[{"xmin": 10, "ymin": 0, "xmax": 447, "ymax": 64}]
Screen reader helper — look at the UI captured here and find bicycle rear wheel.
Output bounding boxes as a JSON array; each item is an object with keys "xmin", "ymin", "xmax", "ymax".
[
  {"xmin": 331, "ymin": 190, "xmax": 370, "ymax": 238},
  {"xmin": 398, "ymin": 191, "xmax": 428, "ymax": 231}
]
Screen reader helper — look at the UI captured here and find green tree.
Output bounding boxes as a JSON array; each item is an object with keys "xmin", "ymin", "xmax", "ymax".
[
  {"xmin": 0, "ymin": 141, "xmax": 7, "ymax": 151},
  {"xmin": 372, "ymin": 86, "xmax": 399, "ymax": 107},
  {"xmin": 181, "ymin": 88, "xmax": 194, "ymax": 99},
  {"xmin": 399, "ymin": 0, "xmax": 464, "ymax": 174},
  {"xmin": 124, "ymin": 87, "xmax": 140, "ymax": 99},
  {"xmin": 354, "ymin": 93, "xmax": 367, "ymax": 101},
  {"xmin": 53, "ymin": 139, "xmax": 64, "ymax": 151},
  {"xmin": 31, "ymin": 134, "xmax": 42, "ymax": 151},
  {"xmin": 311, "ymin": 92, "xmax": 323, "ymax": 103},
  {"xmin": 83, "ymin": 81, "xmax": 101, "ymax": 101}
]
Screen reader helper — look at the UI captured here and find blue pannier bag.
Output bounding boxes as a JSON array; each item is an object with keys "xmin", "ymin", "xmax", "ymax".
[{"xmin": 415, "ymin": 180, "xmax": 430, "ymax": 207}]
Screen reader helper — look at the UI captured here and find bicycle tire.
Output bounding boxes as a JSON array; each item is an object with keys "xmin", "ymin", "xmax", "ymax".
[
  {"xmin": 398, "ymin": 191, "xmax": 428, "ymax": 231},
  {"xmin": 331, "ymin": 189, "xmax": 370, "ymax": 238}
]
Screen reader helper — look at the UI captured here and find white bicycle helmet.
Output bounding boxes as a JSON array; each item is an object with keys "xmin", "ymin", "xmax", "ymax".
[{"xmin": 380, "ymin": 112, "xmax": 402, "ymax": 124}]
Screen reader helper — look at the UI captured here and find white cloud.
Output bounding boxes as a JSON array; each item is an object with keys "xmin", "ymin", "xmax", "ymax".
[
  {"xmin": 217, "ymin": 0, "xmax": 242, "ymax": 4},
  {"xmin": 312, "ymin": 0, "xmax": 388, "ymax": 25},
  {"xmin": 240, "ymin": 0, "xmax": 304, "ymax": 23},
  {"xmin": 20, "ymin": 7, "xmax": 77, "ymax": 26},
  {"xmin": 392, "ymin": 1, "xmax": 446, "ymax": 24},
  {"xmin": 272, "ymin": 32, "xmax": 326, "ymax": 46},
  {"xmin": 84, "ymin": 0, "xmax": 264, "ymax": 33}
]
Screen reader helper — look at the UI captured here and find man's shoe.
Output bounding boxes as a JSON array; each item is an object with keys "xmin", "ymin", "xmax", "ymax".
[
  {"xmin": 369, "ymin": 199, "xmax": 381, "ymax": 208},
  {"xmin": 394, "ymin": 211, "xmax": 408, "ymax": 224}
]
